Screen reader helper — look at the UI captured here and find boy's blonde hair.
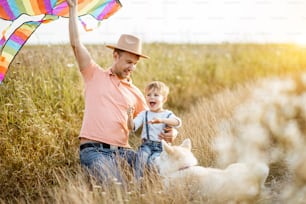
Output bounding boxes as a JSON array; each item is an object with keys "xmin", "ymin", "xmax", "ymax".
[{"xmin": 145, "ymin": 81, "xmax": 169, "ymax": 98}]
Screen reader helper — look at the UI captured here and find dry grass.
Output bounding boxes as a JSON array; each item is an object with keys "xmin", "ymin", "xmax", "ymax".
[{"xmin": 1, "ymin": 43, "xmax": 306, "ymax": 203}]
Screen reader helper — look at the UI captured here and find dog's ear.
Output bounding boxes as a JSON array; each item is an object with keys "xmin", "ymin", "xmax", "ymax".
[
  {"xmin": 180, "ymin": 138, "xmax": 192, "ymax": 151},
  {"xmin": 162, "ymin": 140, "xmax": 173, "ymax": 154}
]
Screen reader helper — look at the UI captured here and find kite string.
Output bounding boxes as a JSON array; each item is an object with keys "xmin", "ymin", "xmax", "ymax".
[
  {"xmin": 78, "ymin": 17, "xmax": 93, "ymax": 32},
  {"xmin": 78, "ymin": 16, "xmax": 103, "ymax": 32}
]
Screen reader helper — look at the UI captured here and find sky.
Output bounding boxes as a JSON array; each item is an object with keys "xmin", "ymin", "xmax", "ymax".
[{"xmin": 1, "ymin": 0, "xmax": 306, "ymax": 45}]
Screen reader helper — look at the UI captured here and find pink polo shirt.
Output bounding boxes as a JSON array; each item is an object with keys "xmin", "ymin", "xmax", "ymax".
[{"xmin": 79, "ymin": 60, "xmax": 147, "ymax": 148}]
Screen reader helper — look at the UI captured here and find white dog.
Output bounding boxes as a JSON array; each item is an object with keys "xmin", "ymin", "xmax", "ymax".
[{"xmin": 154, "ymin": 138, "xmax": 269, "ymax": 203}]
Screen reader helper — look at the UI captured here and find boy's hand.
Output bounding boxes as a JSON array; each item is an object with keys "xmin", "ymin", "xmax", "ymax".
[
  {"xmin": 148, "ymin": 118, "xmax": 163, "ymax": 124},
  {"xmin": 127, "ymin": 106, "xmax": 135, "ymax": 117}
]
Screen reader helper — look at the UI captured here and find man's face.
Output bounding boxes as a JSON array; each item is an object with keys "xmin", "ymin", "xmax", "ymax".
[{"xmin": 112, "ymin": 51, "xmax": 140, "ymax": 80}]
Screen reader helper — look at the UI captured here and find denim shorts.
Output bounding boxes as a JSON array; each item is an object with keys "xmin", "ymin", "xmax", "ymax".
[
  {"xmin": 139, "ymin": 140, "xmax": 162, "ymax": 162},
  {"xmin": 135, "ymin": 140, "xmax": 162, "ymax": 179},
  {"xmin": 79, "ymin": 143, "xmax": 136, "ymax": 185}
]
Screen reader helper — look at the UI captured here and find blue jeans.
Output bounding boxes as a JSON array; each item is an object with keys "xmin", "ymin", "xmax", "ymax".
[
  {"xmin": 79, "ymin": 144, "xmax": 136, "ymax": 186},
  {"xmin": 135, "ymin": 140, "xmax": 162, "ymax": 179}
]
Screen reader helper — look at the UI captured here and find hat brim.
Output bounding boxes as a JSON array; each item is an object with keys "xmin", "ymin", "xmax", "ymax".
[{"xmin": 106, "ymin": 44, "xmax": 149, "ymax": 59}]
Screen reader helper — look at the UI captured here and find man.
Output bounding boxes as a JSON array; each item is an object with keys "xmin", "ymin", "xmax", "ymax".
[{"xmin": 67, "ymin": 0, "xmax": 177, "ymax": 184}]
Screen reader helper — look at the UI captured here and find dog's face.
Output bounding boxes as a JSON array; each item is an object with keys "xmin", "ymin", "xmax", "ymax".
[{"xmin": 154, "ymin": 139, "xmax": 198, "ymax": 176}]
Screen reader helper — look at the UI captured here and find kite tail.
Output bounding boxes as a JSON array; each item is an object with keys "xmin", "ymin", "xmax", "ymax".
[
  {"xmin": 0, "ymin": 15, "xmax": 57, "ymax": 84},
  {"xmin": 0, "ymin": 21, "xmax": 41, "ymax": 83}
]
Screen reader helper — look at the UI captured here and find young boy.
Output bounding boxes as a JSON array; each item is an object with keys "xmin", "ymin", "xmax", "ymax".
[{"xmin": 127, "ymin": 81, "xmax": 182, "ymax": 179}]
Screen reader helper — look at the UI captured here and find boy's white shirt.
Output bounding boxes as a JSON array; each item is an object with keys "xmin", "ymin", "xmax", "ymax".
[{"xmin": 133, "ymin": 110, "xmax": 182, "ymax": 141}]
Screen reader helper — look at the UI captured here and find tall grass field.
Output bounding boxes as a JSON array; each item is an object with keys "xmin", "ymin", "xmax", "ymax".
[{"xmin": 1, "ymin": 43, "xmax": 306, "ymax": 203}]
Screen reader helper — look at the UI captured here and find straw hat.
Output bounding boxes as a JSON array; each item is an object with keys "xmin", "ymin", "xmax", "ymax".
[{"xmin": 106, "ymin": 34, "xmax": 149, "ymax": 59}]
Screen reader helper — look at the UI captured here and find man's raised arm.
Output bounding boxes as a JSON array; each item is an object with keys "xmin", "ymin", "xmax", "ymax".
[{"xmin": 67, "ymin": 0, "xmax": 92, "ymax": 71}]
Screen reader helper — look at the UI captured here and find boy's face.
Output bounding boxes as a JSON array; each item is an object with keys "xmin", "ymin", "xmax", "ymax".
[{"xmin": 145, "ymin": 88, "xmax": 166, "ymax": 112}]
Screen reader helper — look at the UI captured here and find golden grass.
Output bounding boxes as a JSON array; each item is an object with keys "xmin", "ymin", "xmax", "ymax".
[{"xmin": 1, "ymin": 43, "xmax": 306, "ymax": 203}]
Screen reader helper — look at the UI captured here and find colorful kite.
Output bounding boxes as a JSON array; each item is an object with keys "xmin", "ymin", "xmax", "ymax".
[{"xmin": 0, "ymin": 0, "xmax": 122, "ymax": 83}]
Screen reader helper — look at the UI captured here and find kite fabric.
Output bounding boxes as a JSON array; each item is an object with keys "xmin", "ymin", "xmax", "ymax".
[{"xmin": 0, "ymin": 0, "xmax": 122, "ymax": 83}]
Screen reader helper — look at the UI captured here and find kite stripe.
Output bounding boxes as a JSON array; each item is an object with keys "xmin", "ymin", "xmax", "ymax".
[{"xmin": 1, "ymin": 0, "xmax": 15, "ymax": 20}]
